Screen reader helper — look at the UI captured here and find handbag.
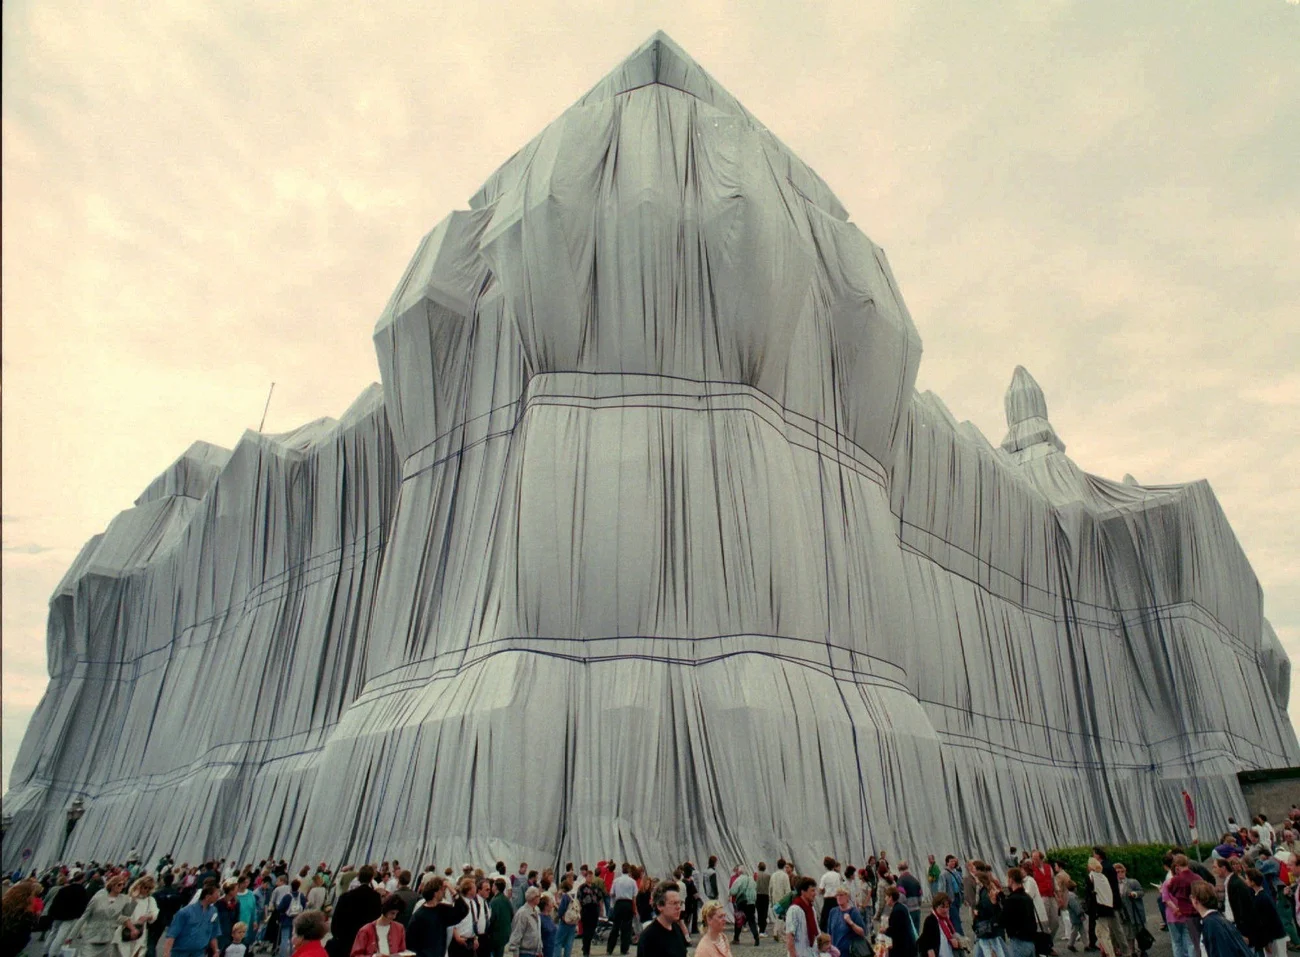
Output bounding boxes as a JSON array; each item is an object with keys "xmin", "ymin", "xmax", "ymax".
[
  {"xmin": 1033, "ymin": 931, "xmax": 1052, "ymax": 955},
  {"xmin": 850, "ymin": 938, "xmax": 872, "ymax": 957},
  {"xmin": 1134, "ymin": 926, "xmax": 1154, "ymax": 953}
]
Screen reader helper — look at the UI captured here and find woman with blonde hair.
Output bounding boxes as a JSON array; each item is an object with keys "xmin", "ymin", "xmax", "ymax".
[
  {"xmin": 693, "ymin": 901, "xmax": 731, "ymax": 957},
  {"xmin": 70, "ymin": 872, "xmax": 134, "ymax": 957},
  {"xmin": 119, "ymin": 876, "xmax": 159, "ymax": 957},
  {"xmin": 1085, "ymin": 860, "xmax": 1116, "ymax": 957}
]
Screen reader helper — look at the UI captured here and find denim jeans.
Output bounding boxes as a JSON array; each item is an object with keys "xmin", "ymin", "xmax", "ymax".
[
  {"xmin": 1167, "ymin": 922, "xmax": 1192, "ymax": 957},
  {"xmin": 1008, "ymin": 940, "xmax": 1036, "ymax": 957},
  {"xmin": 949, "ymin": 904, "xmax": 963, "ymax": 938},
  {"xmin": 556, "ymin": 922, "xmax": 577, "ymax": 957},
  {"xmin": 974, "ymin": 938, "xmax": 1009, "ymax": 957}
]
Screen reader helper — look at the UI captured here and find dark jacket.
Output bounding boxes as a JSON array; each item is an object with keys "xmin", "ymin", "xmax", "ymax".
[
  {"xmin": 973, "ymin": 887, "xmax": 1003, "ymax": 939},
  {"xmin": 1225, "ymin": 875, "xmax": 1254, "ymax": 938},
  {"xmin": 1245, "ymin": 889, "xmax": 1285, "ymax": 951},
  {"xmin": 917, "ymin": 914, "xmax": 948, "ymax": 957},
  {"xmin": 886, "ymin": 901, "xmax": 918, "ymax": 957},
  {"xmin": 329, "ymin": 885, "xmax": 384, "ymax": 957},
  {"xmin": 1001, "ymin": 889, "xmax": 1037, "ymax": 942},
  {"xmin": 47, "ymin": 882, "xmax": 89, "ymax": 922},
  {"xmin": 1199, "ymin": 911, "xmax": 1256, "ymax": 957}
]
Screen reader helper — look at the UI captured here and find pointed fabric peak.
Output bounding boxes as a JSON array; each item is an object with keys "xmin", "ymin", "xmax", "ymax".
[
  {"xmin": 576, "ymin": 30, "xmax": 756, "ymax": 123},
  {"xmin": 1000, "ymin": 365, "xmax": 1066, "ymax": 455},
  {"xmin": 470, "ymin": 32, "xmax": 849, "ymax": 220}
]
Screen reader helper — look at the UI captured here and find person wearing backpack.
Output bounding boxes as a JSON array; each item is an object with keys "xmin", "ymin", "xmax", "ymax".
[
  {"xmin": 276, "ymin": 880, "xmax": 307, "ymax": 957},
  {"xmin": 556, "ymin": 880, "xmax": 579, "ymax": 957}
]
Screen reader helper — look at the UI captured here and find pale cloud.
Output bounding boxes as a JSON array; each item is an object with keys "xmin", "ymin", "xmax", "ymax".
[{"xmin": 3, "ymin": 0, "xmax": 1298, "ymax": 792}]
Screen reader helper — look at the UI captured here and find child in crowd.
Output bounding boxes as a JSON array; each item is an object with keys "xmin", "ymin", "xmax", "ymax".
[
  {"xmin": 225, "ymin": 921, "xmax": 248, "ymax": 957},
  {"xmin": 1064, "ymin": 881, "xmax": 1085, "ymax": 952},
  {"xmin": 817, "ymin": 932, "xmax": 841, "ymax": 957}
]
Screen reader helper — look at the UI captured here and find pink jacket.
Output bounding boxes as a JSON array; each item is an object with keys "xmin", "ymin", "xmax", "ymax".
[{"xmin": 350, "ymin": 920, "xmax": 407, "ymax": 957}]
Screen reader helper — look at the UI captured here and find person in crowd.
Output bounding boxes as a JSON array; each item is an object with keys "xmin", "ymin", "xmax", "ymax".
[
  {"xmin": 680, "ymin": 865, "xmax": 701, "ymax": 938},
  {"xmin": 730, "ymin": 867, "xmax": 759, "ymax": 947},
  {"xmin": 73, "ymin": 871, "xmax": 135, "ymax": 957},
  {"xmin": 331, "ymin": 868, "xmax": 383, "ymax": 957},
  {"xmin": 1028, "ymin": 853, "xmax": 1057, "ymax": 940},
  {"xmin": 1001, "ymin": 869, "xmax": 1036, "ymax": 957},
  {"xmin": 351, "ymin": 893, "xmax": 408, "ymax": 957},
  {"xmin": 964, "ymin": 865, "xmax": 981, "ymax": 943},
  {"xmin": 234, "ymin": 878, "xmax": 259, "ymax": 945},
  {"xmin": 408, "ymin": 875, "xmax": 455, "ymax": 957},
  {"xmin": 1085, "ymin": 860, "xmax": 1117, "ymax": 957},
  {"xmin": 1189, "ymin": 881, "xmax": 1255, "ymax": 957},
  {"xmin": 972, "ymin": 865, "xmax": 1006, "ymax": 957},
  {"xmin": 578, "ymin": 869, "xmax": 606, "ymax": 957},
  {"xmin": 225, "ymin": 922, "xmax": 249, "ymax": 957},
  {"xmin": 769, "ymin": 860, "xmax": 793, "ymax": 943},
  {"xmin": 1063, "ymin": 880, "xmax": 1085, "ymax": 953},
  {"xmin": 46, "ymin": 868, "xmax": 91, "ymax": 957},
  {"xmin": 391, "ymin": 871, "xmax": 419, "ymax": 925},
  {"xmin": 693, "ymin": 901, "xmax": 730, "ymax": 957},
  {"xmin": 122, "ymin": 876, "xmax": 160, "ymax": 957},
  {"xmin": 214, "ymin": 881, "xmax": 241, "ymax": 954},
  {"xmin": 2, "ymin": 879, "xmax": 43, "ymax": 957},
  {"xmin": 1111, "ymin": 865, "xmax": 1143, "ymax": 957},
  {"xmin": 609, "ymin": 864, "xmax": 639, "ymax": 955},
  {"xmin": 452, "ymin": 877, "xmax": 487, "ymax": 957},
  {"xmin": 556, "ymin": 879, "xmax": 579, "ymax": 957},
  {"xmin": 291, "ymin": 909, "xmax": 330, "ymax": 957},
  {"xmin": 489, "ymin": 878, "xmax": 517, "ymax": 957},
  {"xmin": 1243, "ymin": 868, "xmax": 1286, "ymax": 957},
  {"xmin": 160, "ymin": 880, "xmax": 220, "ymax": 957},
  {"xmin": 1163, "ymin": 855, "xmax": 1199, "ymax": 957},
  {"xmin": 506, "ymin": 887, "xmax": 544, "ymax": 957},
  {"xmin": 918, "ymin": 893, "xmax": 960, "ymax": 957},
  {"xmin": 897, "ymin": 864, "xmax": 923, "ymax": 934},
  {"xmin": 637, "ymin": 881, "xmax": 687, "ymax": 957},
  {"xmin": 756, "ymin": 864, "xmax": 772, "ymax": 938},
  {"xmin": 277, "ymin": 880, "xmax": 308, "ymax": 957},
  {"xmin": 151, "ymin": 871, "xmax": 186, "ymax": 957},
  {"xmin": 785, "ymin": 877, "xmax": 820, "ymax": 957},
  {"xmin": 938, "ymin": 859, "xmax": 964, "ymax": 938},
  {"xmin": 539, "ymin": 896, "xmax": 559, "ymax": 957},
  {"xmin": 702, "ymin": 860, "xmax": 721, "ymax": 906},
  {"xmin": 826, "ymin": 887, "xmax": 866, "ymax": 957},
  {"xmin": 882, "ymin": 885, "xmax": 918, "ymax": 957},
  {"xmin": 819, "ymin": 861, "xmax": 844, "ymax": 934}
]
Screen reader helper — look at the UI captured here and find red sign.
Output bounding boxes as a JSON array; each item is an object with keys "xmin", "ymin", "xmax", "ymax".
[{"xmin": 1182, "ymin": 789, "xmax": 1197, "ymax": 828}]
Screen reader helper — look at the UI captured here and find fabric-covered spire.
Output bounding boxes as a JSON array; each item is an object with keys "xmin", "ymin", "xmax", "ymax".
[{"xmin": 1000, "ymin": 365, "xmax": 1065, "ymax": 454}]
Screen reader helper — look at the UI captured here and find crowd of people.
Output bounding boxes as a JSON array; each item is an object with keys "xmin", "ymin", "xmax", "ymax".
[{"xmin": 3, "ymin": 809, "xmax": 1299, "ymax": 957}]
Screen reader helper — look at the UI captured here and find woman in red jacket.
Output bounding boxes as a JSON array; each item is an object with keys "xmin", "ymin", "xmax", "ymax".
[{"xmin": 351, "ymin": 895, "xmax": 408, "ymax": 957}]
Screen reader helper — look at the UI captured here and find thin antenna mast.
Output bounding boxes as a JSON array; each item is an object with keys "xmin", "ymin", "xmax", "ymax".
[{"xmin": 258, "ymin": 382, "xmax": 276, "ymax": 433}]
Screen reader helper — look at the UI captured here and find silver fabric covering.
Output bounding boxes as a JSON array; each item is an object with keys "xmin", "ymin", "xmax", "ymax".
[{"xmin": 4, "ymin": 33, "xmax": 1295, "ymax": 872}]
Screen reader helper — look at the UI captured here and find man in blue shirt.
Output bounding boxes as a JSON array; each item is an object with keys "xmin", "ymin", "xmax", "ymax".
[{"xmin": 161, "ymin": 881, "xmax": 221, "ymax": 957}]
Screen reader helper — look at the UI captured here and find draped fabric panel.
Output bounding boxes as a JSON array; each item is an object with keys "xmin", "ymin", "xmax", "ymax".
[{"xmin": 5, "ymin": 32, "xmax": 1294, "ymax": 873}]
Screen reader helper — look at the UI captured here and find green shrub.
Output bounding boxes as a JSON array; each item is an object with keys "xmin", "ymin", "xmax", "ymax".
[{"xmin": 1044, "ymin": 843, "xmax": 1192, "ymax": 889}]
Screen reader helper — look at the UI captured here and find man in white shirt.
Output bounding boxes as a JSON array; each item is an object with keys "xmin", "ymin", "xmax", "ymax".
[
  {"xmin": 818, "ymin": 858, "xmax": 844, "ymax": 933},
  {"xmin": 453, "ymin": 878, "xmax": 486, "ymax": 955},
  {"xmin": 608, "ymin": 864, "xmax": 638, "ymax": 955}
]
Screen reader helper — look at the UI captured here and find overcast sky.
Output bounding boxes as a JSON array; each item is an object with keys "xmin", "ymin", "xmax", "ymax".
[{"xmin": 3, "ymin": 0, "xmax": 1298, "ymax": 794}]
